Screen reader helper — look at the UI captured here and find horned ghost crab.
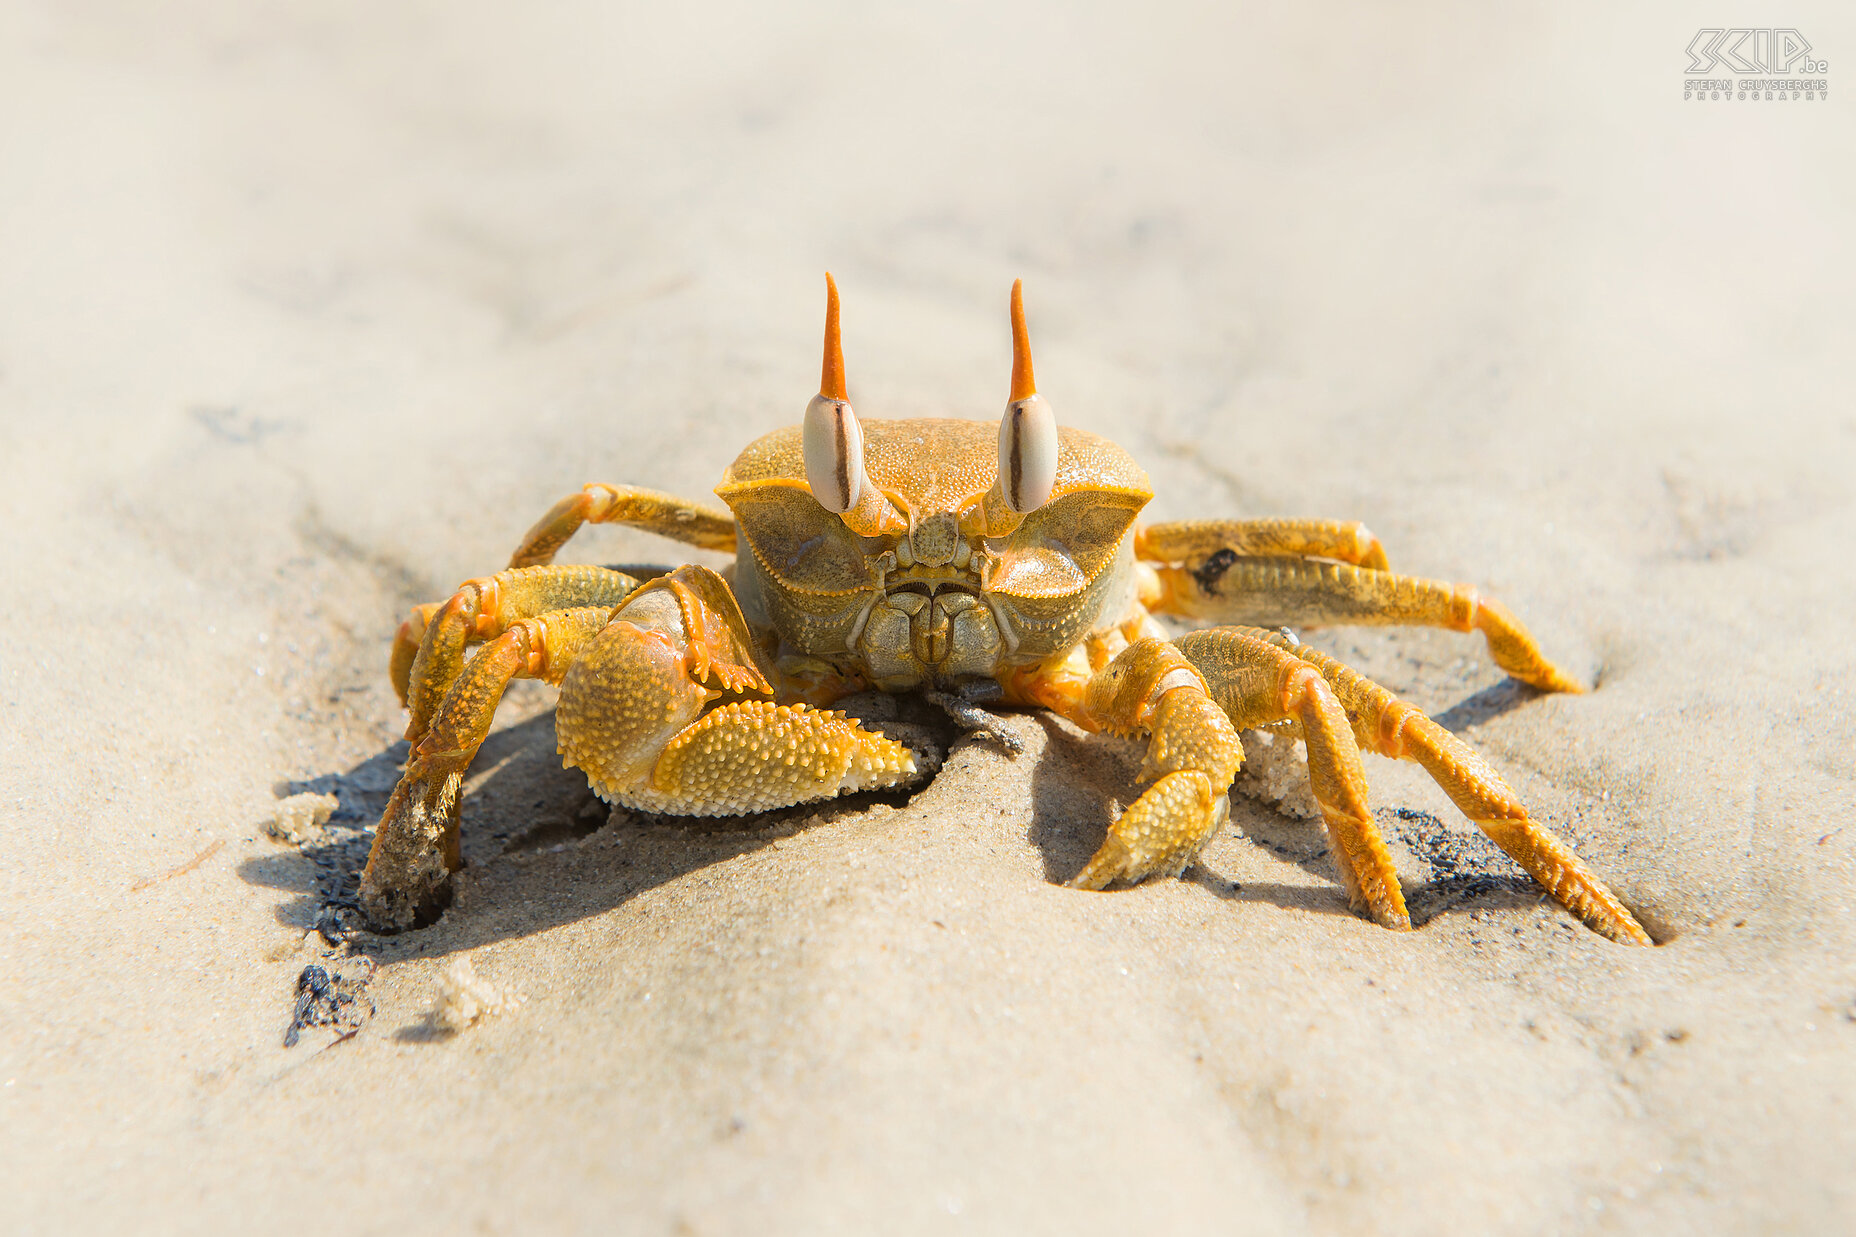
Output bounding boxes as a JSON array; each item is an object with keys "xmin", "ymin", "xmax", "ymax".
[{"xmin": 359, "ymin": 276, "xmax": 1650, "ymax": 946}]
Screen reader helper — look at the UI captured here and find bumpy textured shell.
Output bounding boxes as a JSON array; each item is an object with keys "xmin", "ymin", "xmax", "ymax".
[
  {"xmin": 714, "ymin": 417, "xmax": 1154, "ymax": 669},
  {"xmin": 717, "ymin": 418, "xmax": 1151, "ymax": 514}
]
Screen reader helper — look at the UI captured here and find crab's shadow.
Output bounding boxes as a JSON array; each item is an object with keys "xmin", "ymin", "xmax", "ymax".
[
  {"xmin": 238, "ymin": 693, "xmax": 953, "ymax": 961},
  {"xmin": 1430, "ymin": 678, "xmax": 1538, "ymax": 734},
  {"xmin": 240, "ymin": 679, "xmax": 1556, "ymax": 962}
]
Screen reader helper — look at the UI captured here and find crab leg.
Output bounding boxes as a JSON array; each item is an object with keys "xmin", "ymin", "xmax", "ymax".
[
  {"xmin": 1234, "ymin": 628, "xmax": 1652, "ymax": 945},
  {"xmin": 361, "ymin": 605, "xmax": 617, "ymax": 929},
  {"xmin": 361, "ymin": 564, "xmax": 917, "ymax": 931},
  {"xmin": 1136, "ymin": 518, "xmax": 1389, "ymax": 571},
  {"xmin": 1060, "ymin": 636, "xmax": 1411, "ymax": 929},
  {"xmin": 1058, "ymin": 638, "xmax": 1239, "ymax": 892},
  {"xmin": 388, "ymin": 601, "xmax": 445, "ymax": 707},
  {"xmin": 395, "ymin": 564, "xmax": 643, "ymax": 742},
  {"xmin": 1149, "ymin": 557, "xmax": 1583, "ymax": 695},
  {"xmin": 1083, "ymin": 635, "xmax": 1403, "ymax": 924},
  {"xmin": 508, "ymin": 483, "xmax": 737, "ymax": 568}
]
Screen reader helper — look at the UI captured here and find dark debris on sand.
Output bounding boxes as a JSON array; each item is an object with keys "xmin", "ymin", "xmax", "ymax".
[{"xmin": 284, "ymin": 959, "xmax": 376, "ymax": 1048}]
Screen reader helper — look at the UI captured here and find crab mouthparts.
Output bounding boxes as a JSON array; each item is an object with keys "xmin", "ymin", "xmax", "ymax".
[{"xmin": 883, "ymin": 564, "xmax": 981, "ymax": 595}]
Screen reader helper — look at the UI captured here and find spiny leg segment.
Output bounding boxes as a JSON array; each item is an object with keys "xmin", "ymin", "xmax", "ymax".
[
  {"xmin": 1130, "ymin": 518, "xmax": 1641, "ymax": 939},
  {"xmin": 362, "ymin": 604, "xmax": 616, "ymax": 929},
  {"xmin": 509, "ymin": 483, "xmax": 736, "ymax": 568},
  {"xmin": 1052, "ymin": 636, "xmax": 1408, "ymax": 930},
  {"xmin": 392, "ymin": 481, "xmax": 736, "ymax": 707},
  {"xmin": 394, "ymin": 564, "xmax": 643, "ymax": 741},
  {"xmin": 1140, "ymin": 631, "xmax": 1412, "ymax": 928},
  {"xmin": 363, "ymin": 565, "xmax": 916, "ymax": 931},
  {"xmin": 1148, "ymin": 554, "xmax": 1584, "ymax": 695},
  {"xmin": 1061, "ymin": 638, "xmax": 1244, "ymax": 894},
  {"xmin": 1137, "ymin": 518, "xmax": 1389, "ymax": 572},
  {"xmin": 389, "ymin": 601, "xmax": 444, "ymax": 708},
  {"xmin": 1245, "ymin": 628, "xmax": 1651, "ymax": 945},
  {"xmin": 1038, "ymin": 618, "xmax": 1643, "ymax": 940}
]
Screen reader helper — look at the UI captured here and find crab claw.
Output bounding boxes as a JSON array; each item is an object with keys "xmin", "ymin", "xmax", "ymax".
[
  {"xmin": 803, "ymin": 272, "xmax": 871, "ymax": 515},
  {"xmin": 998, "ymin": 279, "xmax": 1058, "ymax": 515}
]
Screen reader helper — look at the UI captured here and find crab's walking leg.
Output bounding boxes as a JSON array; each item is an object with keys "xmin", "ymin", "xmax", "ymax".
[
  {"xmin": 1149, "ymin": 557, "xmax": 1583, "ymax": 695},
  {"xmin": 396, "ymin": 564, "xmax": 643, "ymax": 742},
  {"xmin": 362, "ymin": 565, "xmax": 916, "ymax": 930},
  {"xmin": 389, "ymin": 602, "xmax": 445, "ymax": 706},
  {"xmin": 1061, "ymin": 636, "xmax": 1410, "ymax": 929},
  {"xmin": 1058, "ymin": 639, "xmax": 1239, "ymax": 891},
  {"xmin": 1237, "ymin": 628, "xmax": 1652, "ymax": 945},
  {"xmin": 1137, "ymin": 518, "xmax": 1389, "ymax": 571},
  {"xmin": 554, "ymin": 565, "xmax": 916, "ymax": 816},
  {"xmin": 509, "ymin": 483, "xmax": 737, "ymax": 567},
  {"xmin": 361, "ymin": 605, "xmax": 616, "ymax": 929}
]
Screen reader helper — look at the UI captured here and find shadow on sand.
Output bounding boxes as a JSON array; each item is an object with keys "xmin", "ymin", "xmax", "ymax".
[
  {"xmin": 241, "ymin": 696, "xmax": 953, "ymax": 966},
  {"xmin": 241, "ymin": 684, "xmax": 1562, "ymax": 974}
]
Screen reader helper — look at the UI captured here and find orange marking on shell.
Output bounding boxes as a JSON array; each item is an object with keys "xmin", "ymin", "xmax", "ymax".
[
  {"xmin": 1009, "ymin": 278, "xmax": 1036, "ymax": 402},
  {"xmin": 820, "ymin": 272, "xmax": 847, "ymax": 401}
]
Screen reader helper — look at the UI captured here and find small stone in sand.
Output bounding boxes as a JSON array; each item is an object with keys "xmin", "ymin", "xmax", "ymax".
[
  {"xmin": 1235, "ymin": 728, "xmax": 1320, "ymax": 820},
  {"xmin": 432, "ymin": 955, "xmax": 524, "ymax": 1034},
  {"xmin": 266, "ymin": 792, "xmax": 340, "ymax": 844}
]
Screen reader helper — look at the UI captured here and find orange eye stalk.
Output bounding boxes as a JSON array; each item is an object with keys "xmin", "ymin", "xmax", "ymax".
[
  {"xmin": 803, "ymin": 273, "xmax": 868, "ymax": 514},
  {"xmin": 998, "ymin": 279, "xmax": 1058, "ymax": 515}
]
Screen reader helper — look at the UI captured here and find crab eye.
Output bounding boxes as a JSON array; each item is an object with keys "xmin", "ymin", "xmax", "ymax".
[
  {"xmin": 804, "ymin": 394, "xmax": 867, "ymax": 513},
  {"xmin": 997, "ymin": 278, "xmax": 1058, "ymax": 514},
  {"xmin": 801, "ymin": 272, "xmax": 872, "ymax": 515},
  {"xmin": 998, "ymin": 393, "xmax": 1057, "ymax": 514}
]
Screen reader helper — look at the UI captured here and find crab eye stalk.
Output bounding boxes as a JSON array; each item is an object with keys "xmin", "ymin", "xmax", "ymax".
[
  {"xmin": 804, "ymin": 397, "xmax": 864, "ymax": 513},
  {"xmin": 803, "ymin": 272, "xmax": 871, "ymax": 514},
  {"xmin": 997, "ymin": 279, "xmax": 1058, "ymax": 515}
]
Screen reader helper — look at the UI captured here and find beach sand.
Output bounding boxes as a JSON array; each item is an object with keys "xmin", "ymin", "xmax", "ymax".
[{"xmin": 3, "ymin": 2, "xmax": 1853, "ymax": 1232}]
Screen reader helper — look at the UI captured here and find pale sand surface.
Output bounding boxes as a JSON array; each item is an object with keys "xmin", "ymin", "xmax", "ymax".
[{"xmin": 3, "ymin": 3, "xmax": 1854, "ymax": 1233}]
